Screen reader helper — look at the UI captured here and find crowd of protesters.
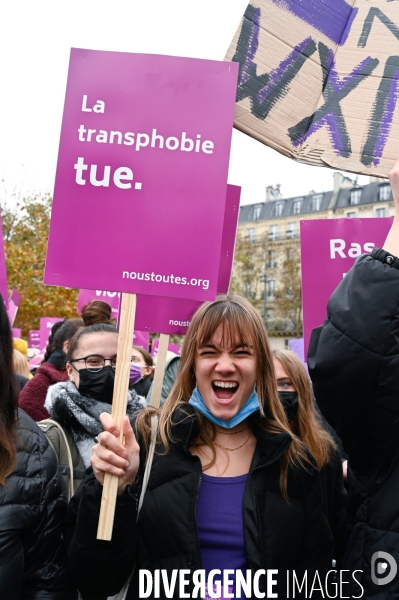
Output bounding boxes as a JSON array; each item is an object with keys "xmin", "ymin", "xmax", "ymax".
[{"xmin": 4, "ymin": 163, "xmax": 399, "ymax": 599}]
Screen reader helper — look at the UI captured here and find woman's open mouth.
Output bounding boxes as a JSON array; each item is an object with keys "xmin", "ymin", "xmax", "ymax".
[{"xmin": 212, "ymin": 380, "xmax": 239, "ymax": 401}]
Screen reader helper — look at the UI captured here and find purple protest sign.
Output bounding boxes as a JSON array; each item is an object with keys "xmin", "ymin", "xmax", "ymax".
[
  {"xmin": 7, "ymin": 288, "xmax": 22, "ymax": 326},
  {"xmin": 12, "ymin": 328, "xmax": 22, "ymax": 339},
  {"xmin": 39, "ymin": 317, "xmax": 64, "ymax": 350},
  {"xmin": 77, "ymin": 289, "xmax": 120, "ymax": 317},
  {"xmin": 29, "ymin": 330, "xmax": 41, "ymax": 349},
  {"xmin": 133, "ymin": 331, "xmax": 149, "ymax": 350},
  {"xmin": 80, "ymin": 184, "xmax": 240, "ymax": 335},
  {"xmin": 44, "ymin": 49, "xmax": 238, "ymax": 301},
  {"xmin": 0, "ymin": 212, "xmax": 8, "ymax": 309},
  {"xmin": 133, "ymin": 183, "xmax": 240, "ymax": 334},
  {"xmin": 151, "ymin": 339, "xmax": 180, "ymax": 358},
  {"xmin": 300, "ymin": 218, "xmax": 392, "ymax": 358}
]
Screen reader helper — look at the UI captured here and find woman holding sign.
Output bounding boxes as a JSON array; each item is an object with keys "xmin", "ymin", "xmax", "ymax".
[
  {"xmin": 67, "ymin": 295, "xmax": 336, "ymax": 599},
  {"xmin": 308, "ymin": 159, "xmax": 399, "ymax": 598}
]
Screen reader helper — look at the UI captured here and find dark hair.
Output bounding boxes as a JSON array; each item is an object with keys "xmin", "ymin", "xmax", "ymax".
[
  {"xmin": 132, "ymin": 345, "xmax": 154, "ymax": 380},
  {"xmin": 43, "ymin": 320, "xmax": 64, "ymax": 362},
  {"xmin": 53, "ymin": 318, "xmax": 83, "ymax": 351},
  {"xmin": 66, "ymin": 301, "xmax": 117, "ymax": 361},
  {"xmin": 81, "ymin": 300, "xmax": 112, "ymax": 325},
  {"xmin": 0, "ymin": 294, "xmax": 20, "ymax": 485}
]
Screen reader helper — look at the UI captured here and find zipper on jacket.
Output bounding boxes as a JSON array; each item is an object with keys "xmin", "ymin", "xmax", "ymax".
[{"xmin": 183, "ymin": 422, "xmax": 203, "ymax": 570}]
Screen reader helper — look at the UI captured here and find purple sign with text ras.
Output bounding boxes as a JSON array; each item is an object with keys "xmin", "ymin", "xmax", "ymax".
[
  {"xmin": 29, "ymin": 330, "xmax": 41, "ymax": 349},
  {"xmin": 44, "ymin": 49, "xmax": 238, "ymax": 301},
  {"xmin": 300, "ymin": 218, "xmax": 392, "ymax": 358},
  {"xmin": 39, "ymin": 317, "xmax": 64, "ymax": 351},
  {"xmin": 79, "ymin": 184, "xmax": 240, "ymax": 335}
]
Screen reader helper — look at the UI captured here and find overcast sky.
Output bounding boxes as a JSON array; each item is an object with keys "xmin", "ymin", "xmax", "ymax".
[{"xmin": 0, "ymin": 0, "xmax": 370, "ymax": 206}]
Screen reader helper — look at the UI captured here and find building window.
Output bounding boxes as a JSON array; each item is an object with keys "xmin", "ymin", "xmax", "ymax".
[
  {"xmin": 267, "ymin": 250, "xmax": 276, "ymax": 268},
  {"xmin": 310, "ymin": 194, "xmax": 323, "ymax": 212},
  {"xmin": 287, "ymin": 222, "xmax": 297, "ymax": 238},
  {"xmin": 292, "ymin": 198, "xmax": 303, "ymax": 214},
  {"xmin": 349, "ymin": 189, "xmax": 362, "ymax": 205},
  {"xmin": 269, "ymin": 224, "xmax": 278, "ymax": 241},
  {"xmin": 286, "ymin": 247, "xmax": 295, "ymax": 261},
  {"xmin": 379, "ymin": 184, "xmax": 392, "ymax": 201},
  {"xmin": 266, "ymin": 279, "xmax": 276, "ymax": 299},
  {"xmin": 376, "ymin": 207, "xmax": 387, "ymax": 218},
  {"xmin": 246, "ymin": 227, "xmax": 256, "ymax": 242},
  {"xmin": 245, "ymin": 283, "xmax": 252, "ymax": 297},
  {"xmin": 347, "ymin": 212, "xmax": 356, "ymax": 218},
  {"xmin": 274, "ymin": 201, "xmax": 285, "ymax": 217},
  {"xmin": 251, "ymin": 204, "xmax": 263, "ymax": 220},
  {"xmin": 266, "ymin": 308, "xmax": 274, "ymax": 319}
]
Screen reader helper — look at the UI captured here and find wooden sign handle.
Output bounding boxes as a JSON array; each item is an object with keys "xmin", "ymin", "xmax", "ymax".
[
  {"xmin": 150, "ymin": 333, "xmax": 170, "ymax": 409},
  {"xmin": 97, "ymin": 292, "xmax": 136, "ymax": 541}
]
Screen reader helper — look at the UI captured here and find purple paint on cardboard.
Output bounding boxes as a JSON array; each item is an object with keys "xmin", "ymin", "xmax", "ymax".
[
  {"xmin": 373, "ymin": 73, "xmax": 399, "ymax": 166},
  {"xmin": 270, "ymin": 0, "xmax": 355, "ymax": 46},
  {"xmin": 240, "ymin": 7, "xmax": 261, "ymax": 85},
  {"xmin": 44, "ymin": 49, "xmax": 238, "ymax": 302},
  {"xmin": 300, "ymin": 219, "xmax": 392, "ymax": 357},
  {"xmin": 258, "ymin": 38, "xmax": 313, "ymax": 103}
]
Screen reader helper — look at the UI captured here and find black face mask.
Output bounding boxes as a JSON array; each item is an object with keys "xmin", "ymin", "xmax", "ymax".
[
  {"xmin": 278, "ymin": 391, "xmax": 299, "ymax": 422},
  {"xmin": 78, "ymin": 366, "xmax": 115, "ymax": 404}
]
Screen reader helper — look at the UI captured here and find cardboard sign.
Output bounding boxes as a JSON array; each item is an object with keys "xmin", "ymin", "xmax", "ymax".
[
  {"xmin": 300, "ymin": 218, "xmax": 392, "ymax": 357},
  {"xmin": 44, "ymin": 49, "xmax": 238, "ymax": 301},
  {"xmin": 29, "ymin": 330, "xmax": 41, "ymax": 349},
  {"xmin": 79, "ymin": 184, "xmax": 240, "ymax": 335},
  {"xmin": 226, "ymin": 1, "xmax": 399, "ymax": 177},
  {"xmin": 39, "ymin": 317, "xmax": 64, "ymax": 350}
]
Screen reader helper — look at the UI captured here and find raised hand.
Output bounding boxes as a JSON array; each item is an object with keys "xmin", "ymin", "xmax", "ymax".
[{"xmin": 91, "ymin": 413, "xmax": 140, "ymax": 496}]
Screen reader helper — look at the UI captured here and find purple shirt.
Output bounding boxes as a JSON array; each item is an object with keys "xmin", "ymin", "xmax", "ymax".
[{"xmin": 196, "ymin": 473, "xmax": 248, "ymax": 599}]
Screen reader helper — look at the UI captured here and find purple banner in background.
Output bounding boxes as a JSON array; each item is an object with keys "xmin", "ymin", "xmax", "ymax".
[
  {"xmin": 289, "ymin": 338, "xmax": 305, "ymax": 364},
  {"xmin": 300, "ymin": 218, "xmax": 392, "ymax": 358},
  {"xmin": 0, "ymin": 212, "xmax": 8, "ymax": 309},
  {"xmin": 77, "ymin": 289, "xmax": 120, "ymax": 316},
  {"xmin": 39, "ymin": 317, "xmax": 64, "ymax": 351},
  {"xmin": 29, "ymin": 330, "xmax": 41, "ymax": 349},
  {"xmin": 12, "ymin": 328, "xmax": 22, "ymax": 339},
  {"xmin": 151, "ymin": 339, "xmax": 180, "ymax": 357},
  {"xmin": 133, "ymin": 331, "xmax": 149, "ymax": 351},
  {"xmin": 270, "ymin": 0, "xmax": 357, "ymax": 46}
]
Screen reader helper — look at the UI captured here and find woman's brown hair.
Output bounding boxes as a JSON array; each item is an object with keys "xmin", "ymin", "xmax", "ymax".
[
  {"xmin": 136, "ymin": 293, "xmax": 312, "ymax": 498},
  {"xmin": 273, "ymin": 349, "xmax": 336, "ymax": 469}
]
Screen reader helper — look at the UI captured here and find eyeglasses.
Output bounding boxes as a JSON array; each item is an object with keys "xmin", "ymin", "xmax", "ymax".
[{"xmin": 69, "ymin": 354, "xmax": 118, "ymax": 372}]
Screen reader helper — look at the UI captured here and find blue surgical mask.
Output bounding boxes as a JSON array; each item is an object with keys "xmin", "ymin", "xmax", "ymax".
[{"xmin": 188, "ymin": 386, "xmax": 260, "ymax": 428}]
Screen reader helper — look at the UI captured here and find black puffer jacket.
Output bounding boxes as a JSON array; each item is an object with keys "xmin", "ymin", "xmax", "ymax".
[
  {"xmin": 0, "ymin": 409, "xmax": 77, "ymax": 599},
  {"xmin": 66, "ymin": 406, "xmax": 334, "ymax": 599},
  {"xmin": 308, "ymin": 248, "xmax": 399, "ymax": 598}
]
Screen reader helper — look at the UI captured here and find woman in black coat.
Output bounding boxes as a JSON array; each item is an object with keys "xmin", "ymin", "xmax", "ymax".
[
  {"xmin": 67, "ymin": 294, "xmax": 338, "ymax": 599},
  {"xmin": 0, "ymin": 295, "xmax": 76, "ymax": 599},
  {"xmin": 308, "ymin": 159, "xmax": 399, "ymax": 598}
]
